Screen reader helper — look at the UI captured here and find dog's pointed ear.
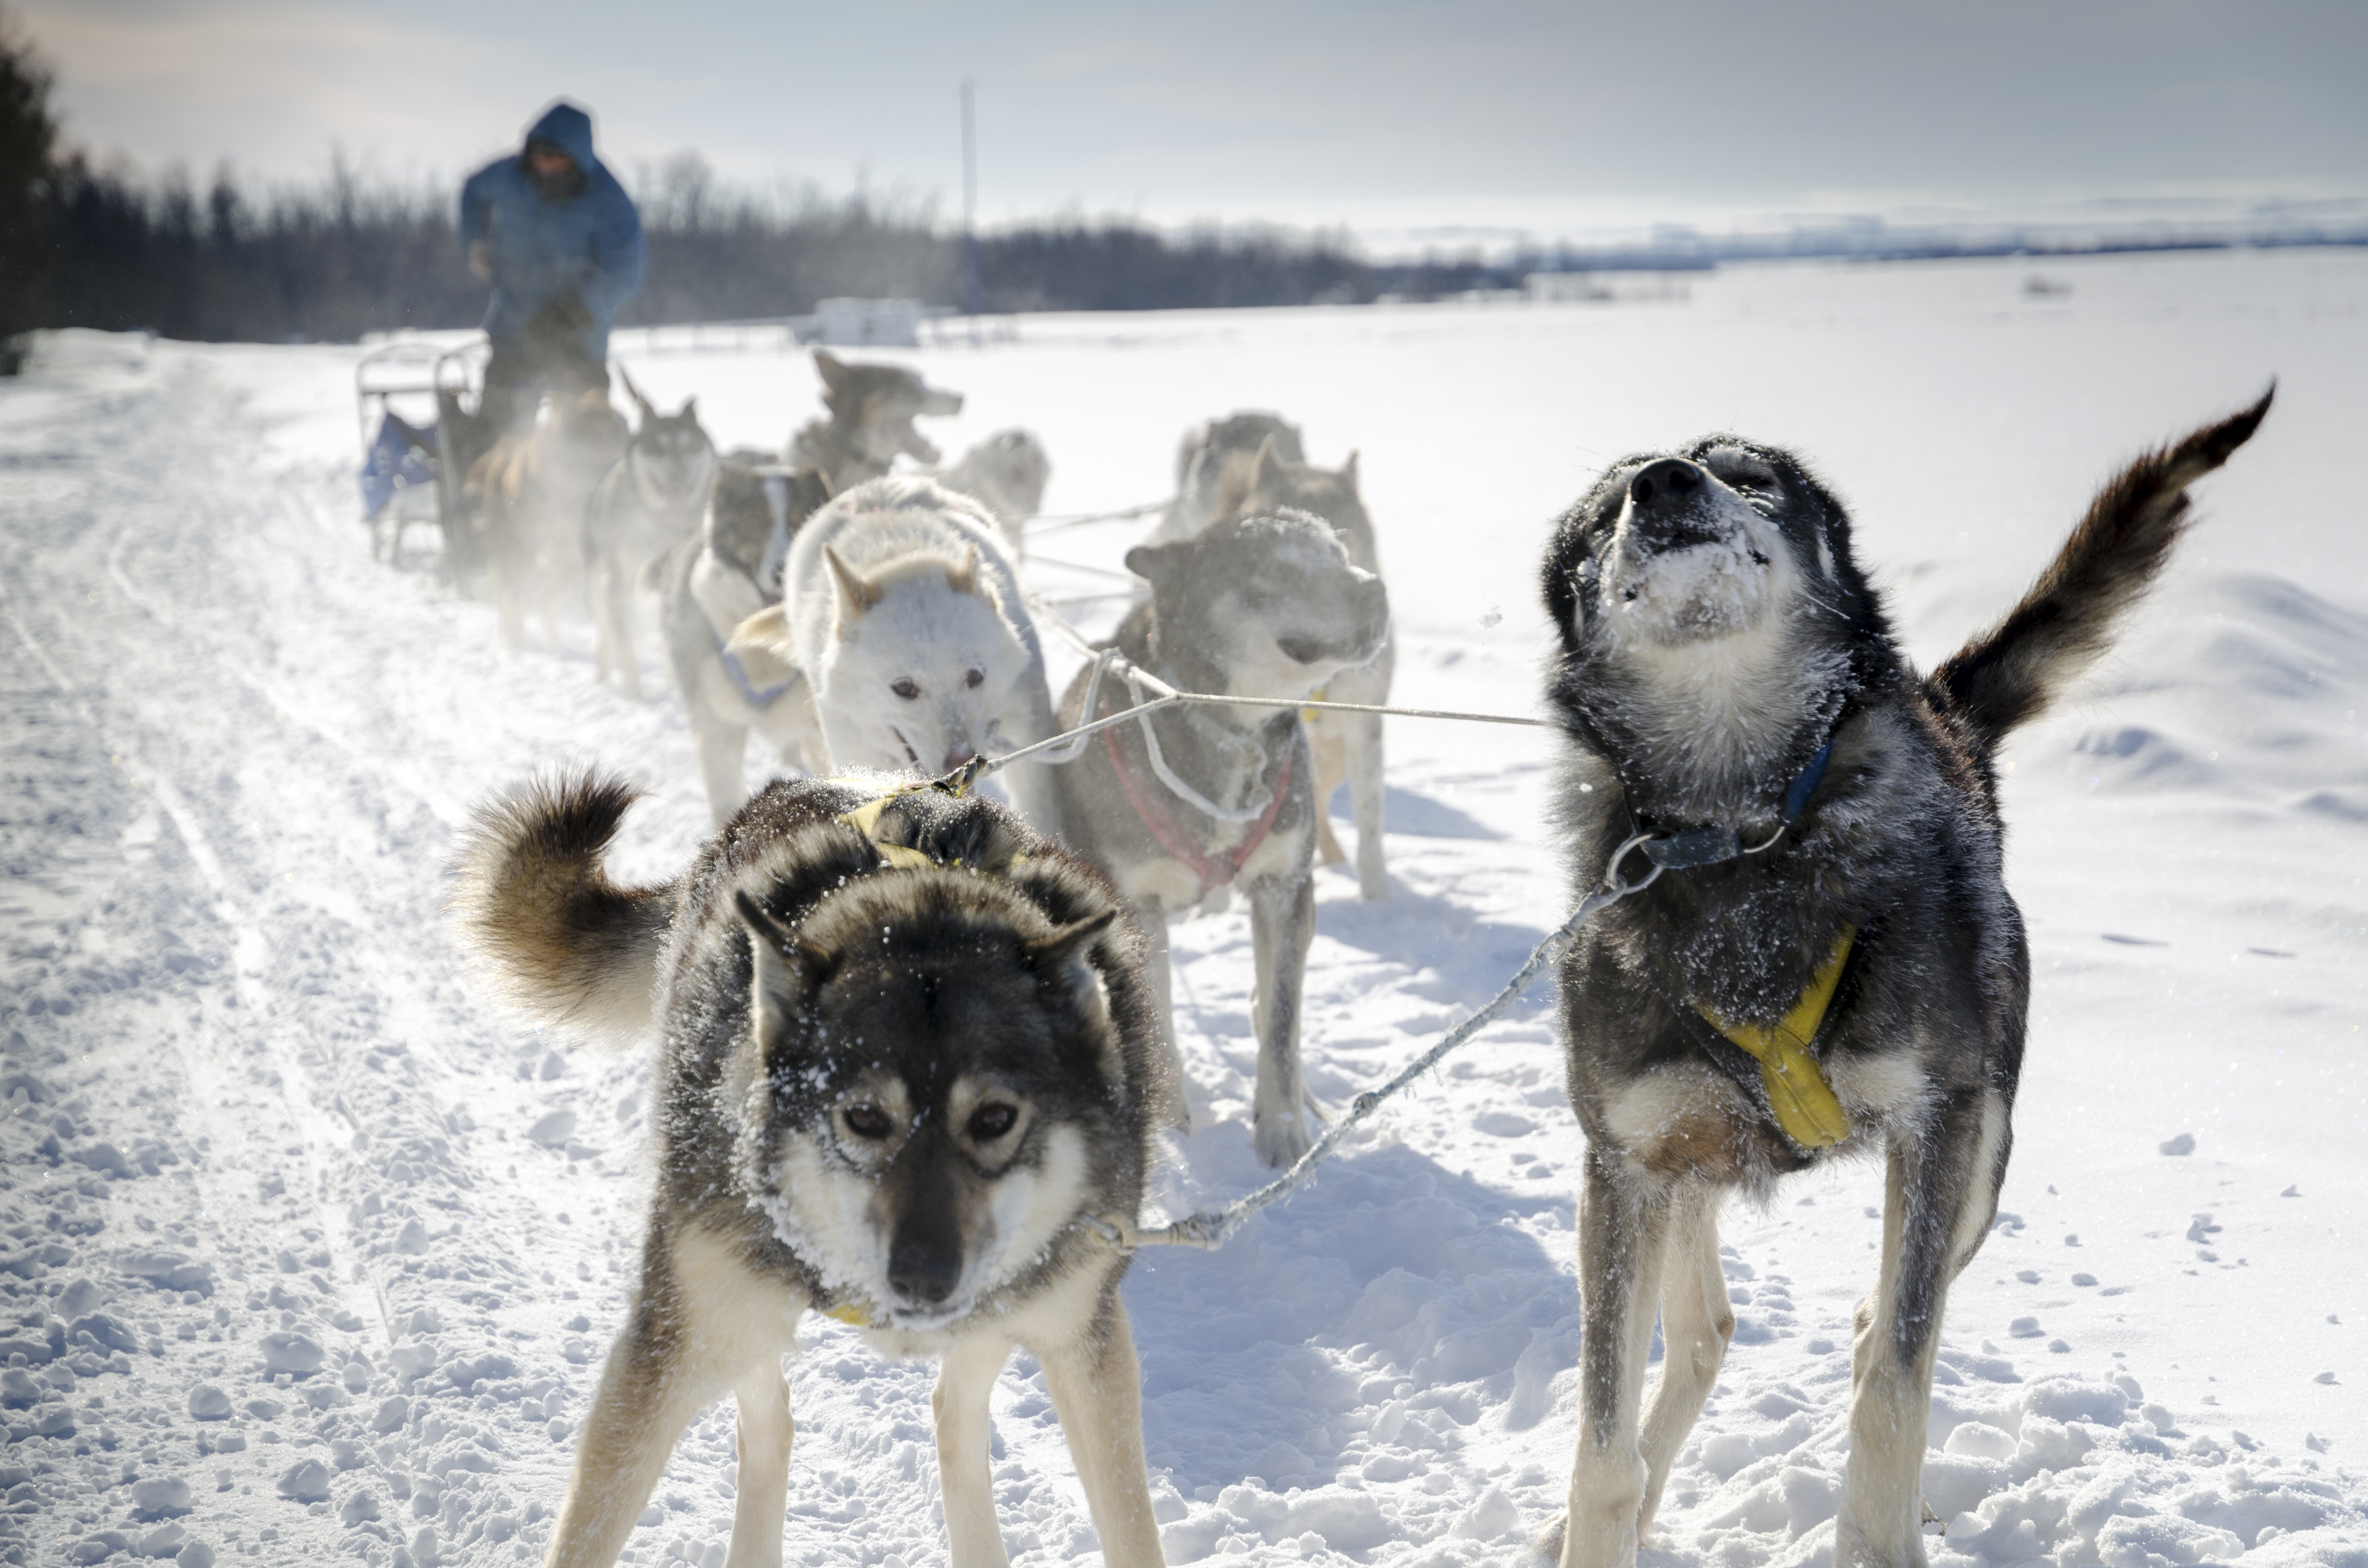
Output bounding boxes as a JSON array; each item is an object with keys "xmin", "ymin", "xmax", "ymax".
[
  {"xmin": 736, "ymin": 889, "xmax": 837, "ymax": 1034},
  {"xmin": 825, "ymin": 546, "xmax": 881, "ymax": 625},
  {"xmin": 947, "ymin": 544, "xmax": 981, "ymax": 599},
  {"xmin": 813, "ymin": 349, "xmax": 848, "ymax": 390},
  {"xmin": 1124, "ymin": 541, "xmax": 1179, "ymax": 588},
  {"xmin": 1246, "ymin": 433, "xmax": 1282, "ymax": 496},
  {"xmin": 679, "ymin": 395, "xmax": 698, "ymax": 422},
  {"xmin": 1340, "ymin": 449, "xmax": 1359, "ymax": 490},
  {"xmin": 617, "ymin": 366, "xmax": 655, "ymax": 425},
  {"xmin": 1022, "ymin": 906, "xmax": 1117, "ymax": 976}
]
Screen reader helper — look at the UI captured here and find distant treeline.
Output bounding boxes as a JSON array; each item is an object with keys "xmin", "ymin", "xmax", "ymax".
[
  {"xmin": 8, "ymin": 163, "xmax": 1509, "ymax": 349},
  {"xmin": 0, "ymin": 13, "xmax": 1506, "ymax": 355}
]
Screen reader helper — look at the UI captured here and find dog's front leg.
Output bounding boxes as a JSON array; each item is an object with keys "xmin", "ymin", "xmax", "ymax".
[
  {"xmin": 1558, "ymin": 1147, "xmax": 1675, "ymax": 1568},
  {"xmin": 1636, "ymin": 1182, "xmax": 1732, "ymax": 1539},
  {"xmin": 1246, "ymin": 871, "xmax": 1317, "ymax": 1167},
  {"xmin": 933, "ymin": 1335, "xmax": 1014, "ymax": 1568},
  {"xmin": 1036, "ymin": 1299, "xmax": 1166, "ymax": 1567},
  {"xmin": 1836, "ymin": 1090, "xmax": 2009, "ymax": 1568},
  {"xmin": 724, "ymin": 1361, "xmax": 794, "ymax": 1568},
  {"xmin": 548, "ymin": 1313, "xmax": 727, "ymax": 1567}
]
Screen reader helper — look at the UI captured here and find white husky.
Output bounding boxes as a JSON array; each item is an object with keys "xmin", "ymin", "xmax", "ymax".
[{"xmin": 741, "ymin": 476, "xmax": 1066, "ymax": 834}]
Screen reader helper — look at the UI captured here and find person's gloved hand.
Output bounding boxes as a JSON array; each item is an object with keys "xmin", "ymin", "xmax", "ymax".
[{"xmin": 522, "ymin": 293, "xmax": 594, "ymax": 345}]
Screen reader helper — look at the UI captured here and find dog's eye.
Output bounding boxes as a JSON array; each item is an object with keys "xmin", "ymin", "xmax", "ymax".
[
  {"xmin": 889, "ymin": 679, "xmax": 921, "ymax": 700},
  {"xmin": 967, "ymin": 1103, "xmax": 1017, "ymax": 1141},
  {"xmin": 964, "ymin": 668, "xmax": 984, "ymax": 689},
  {"xmin": 1276, "ymin": 637, "xmax": 1323, "ymax": 664},
  {"xmin": 841, "ymin": 1104, "xmax": 894, "ymax": 1140}
]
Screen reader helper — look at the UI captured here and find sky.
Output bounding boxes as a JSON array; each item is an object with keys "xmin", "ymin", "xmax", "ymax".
[{"xmin": 18, "ymin": 0, "xmax": 2368, "ymax": 251}]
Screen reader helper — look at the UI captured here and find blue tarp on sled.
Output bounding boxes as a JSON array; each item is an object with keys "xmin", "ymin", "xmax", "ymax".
[{"xmin": 360, "ymin": 411, "xmax": 438, "ymax": 521}]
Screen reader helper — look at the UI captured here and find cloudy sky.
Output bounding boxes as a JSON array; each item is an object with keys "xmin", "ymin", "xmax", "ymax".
[{"xmin": 20, "ymin": 0, "xmax": 2368, "ymax": 247}]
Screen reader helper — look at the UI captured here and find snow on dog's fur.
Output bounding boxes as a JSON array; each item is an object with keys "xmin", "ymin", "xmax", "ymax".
[
  {"xmin": 453, "ymin": 773, "xmax": 1169, "ymax": 1568},
  {"xmin": 1530, "ymin": 392, "xmax": 2271, "ymax": 1568},
  {"xmin": 743, "ymin": 475, "xmax": 1065, "ymax": 835}
]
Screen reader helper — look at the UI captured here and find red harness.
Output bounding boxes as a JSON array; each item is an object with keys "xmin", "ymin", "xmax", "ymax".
[{"xmin": 1100, "ymin": 698, "xmax": 1295, "ymax": 896}]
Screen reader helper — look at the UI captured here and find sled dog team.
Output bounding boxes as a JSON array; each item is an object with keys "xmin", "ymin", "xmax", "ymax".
[{"xmin": 456, "ymin": 355, "xmax": 2269, "ymax": 1568}]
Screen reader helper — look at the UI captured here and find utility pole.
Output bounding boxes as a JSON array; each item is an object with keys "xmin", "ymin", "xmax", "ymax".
[{"xmin": 961, "ymin": 78, "xmax": 981, "ymax": 345}]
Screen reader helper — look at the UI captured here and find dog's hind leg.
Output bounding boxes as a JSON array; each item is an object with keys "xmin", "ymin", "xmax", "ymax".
[
  {"xmin": 1035, "ymin": 1298, "xmax": 1164, "ymax": 1568},
  {"xmin": 933, "ymin": 1334, "xmax": 1015, "ymax": 1568},
  {"xmin": 1309, "ymin": 724, "xmax": 1349, "ymax": 868},
  {"xmin": 724, "ymin": 1360, "xmax": 795, "ymax": 1568},
  {"xmin": 696, "ymin": 719, "xmax": 751, "ymax": 829},
  {"xmin": 1246, "ymin": 871, "xmax": 1319, "ymax": 1167},
  {"xmin": 1557, "ymin": 1147, "xmax": 1677, "ymax": 1568},
  {"xmin": 1836, "ymin": 1088, "xmax": 2010, "ymax": 1568},
  {"xmin": 1133, "ymin": 897, "xmax": 1190, "ymax": 1130},
  {"xmin": 1636, "ymin": 1182, "xmax": 1733, "ymax": 1540},
  {"xmin": 1345, "ymin": 708, "xmax": 1387, "ymax": 901}
]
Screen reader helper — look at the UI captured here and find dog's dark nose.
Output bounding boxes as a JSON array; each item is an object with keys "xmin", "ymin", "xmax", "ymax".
[
  {"xmin": 1629, "ymin": 458, "xmax": 1704, "ymax": 512},
  {"xmin": 888, "ymin": 1231, "xmax": 963, "ymax": 1306}
]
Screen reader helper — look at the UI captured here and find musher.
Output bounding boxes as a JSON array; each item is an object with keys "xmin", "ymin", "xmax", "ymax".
[{"xmin": 458, "ymin": 100, "xmax": 645, "ymax": 436}]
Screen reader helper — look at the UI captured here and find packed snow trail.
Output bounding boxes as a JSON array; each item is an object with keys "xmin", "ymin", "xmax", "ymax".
[{"xmin": 4, "ymin": 249, "xmax": 2365, "ymax": 1568}]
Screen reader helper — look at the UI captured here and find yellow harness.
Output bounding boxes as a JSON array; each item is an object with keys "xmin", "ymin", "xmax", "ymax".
[{"xmin": 1694, "ymin": 927, "xmax": 1856, "ymax": 1150}]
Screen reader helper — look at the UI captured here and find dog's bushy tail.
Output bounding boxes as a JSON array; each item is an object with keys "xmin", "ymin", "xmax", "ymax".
[
  {"xmin": 1928, "ymin": 387, "xmax": 2271, "ymax": 753},
  {"xmin": 453, "ymin": 772, "xmax": 674, "ymax": 1044}
]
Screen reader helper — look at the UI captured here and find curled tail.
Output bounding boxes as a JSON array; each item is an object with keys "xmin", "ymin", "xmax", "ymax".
[
  {"xmin": 453, "ymin": 772, "xmax": 674, "ymax": 1042},
  {"xmin": 1929, "ymin": 387, "xmax": 2271, "ymax": 753}
]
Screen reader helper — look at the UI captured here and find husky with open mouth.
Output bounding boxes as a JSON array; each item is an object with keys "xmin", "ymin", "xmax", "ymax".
[
  {"xmin": 738, "ymin": 475, "xmax": 1067, "ymax": 838},
  {"xmin": 1530, "ymin": 392, "xmax": 2270, "ymax": 1568},
  {"xmin": 455, "ymin": 773, "xmax": 1171, "ymax": 1568}
]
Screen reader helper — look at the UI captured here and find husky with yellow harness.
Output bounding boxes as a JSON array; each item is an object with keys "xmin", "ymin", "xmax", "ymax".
[
  {"xmin": 1531, "ymin": 392, "xmax": 2271, "ymax": 1568},
  {"xmin": 454, "ymin": 772, "xmax": 1172, "ymax": 1568}
]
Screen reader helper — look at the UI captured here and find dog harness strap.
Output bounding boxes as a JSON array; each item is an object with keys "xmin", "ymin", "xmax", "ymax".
[
  {"xmin": 1695, "ymin": 926, "xmax": 1856, "ymax": 1150},
  {"xmin": 1782, "ymin": 738, "xmax": 1836, "ymax": 824},
  {"xmin": 831, "ymin": 781, "xmax": 1031, "ymax": 874},
  {"xmin": 1101, "ymin": 710, "xmax": 1295, "ymax": 894}
]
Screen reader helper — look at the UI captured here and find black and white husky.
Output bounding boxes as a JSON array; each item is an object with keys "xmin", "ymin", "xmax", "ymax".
[
  {"xmin": 584, "ymin": 373, "xmax": 716, "ymax": 700},
  {"xmin": 456, "ymin": 774, "xmax": 1171, "ymax": 1568},
  {"xmin": 1532, "ymin": 392, "xmax": 2269, "ymax": 1568}
]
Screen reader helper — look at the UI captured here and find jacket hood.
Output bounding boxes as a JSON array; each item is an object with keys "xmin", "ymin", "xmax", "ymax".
[{"xmin": 523, "ymin": 101, "xmax": 598, "ymax": 169}]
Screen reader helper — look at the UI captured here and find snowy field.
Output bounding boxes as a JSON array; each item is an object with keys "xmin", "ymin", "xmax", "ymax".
[{"xmin": 2, "ymin": 247, "xmax": 2363, "ymax": 1568}]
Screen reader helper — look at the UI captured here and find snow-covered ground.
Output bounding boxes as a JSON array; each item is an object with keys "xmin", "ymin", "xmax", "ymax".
[{"xmin": 2, "ymin": 247, "xmax": 2362, "ymax": 1568}]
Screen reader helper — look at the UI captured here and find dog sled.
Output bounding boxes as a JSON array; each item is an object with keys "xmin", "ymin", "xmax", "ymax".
[{"xmin": 353, "ymin": 337, "xmax": 493, "ymax": 575}]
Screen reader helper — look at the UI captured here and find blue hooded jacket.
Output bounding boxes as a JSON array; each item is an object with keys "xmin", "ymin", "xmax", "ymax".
[{"xmin": 458, "ymin": 102, "xmax": 646, "ymax": 360}]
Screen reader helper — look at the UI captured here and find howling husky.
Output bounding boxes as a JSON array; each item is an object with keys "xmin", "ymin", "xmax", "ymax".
[
  {"xmin": 1529, "ymin": 391, "xmax": 2269, "ymax": 1568},
  {"xmin": 456, "ymin": 773, "xmax": 1171, "ymax": 1568}
]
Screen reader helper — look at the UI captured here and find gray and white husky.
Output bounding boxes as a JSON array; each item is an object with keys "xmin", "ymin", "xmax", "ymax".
[
  {"xmin": 1051, "ymin": 508, "xmax": 1390, "ymax": 1165},
  {"xmin": 653, "ymin": 458, "xmax": 833, "ymax": 826},
  {"xmin": 737, "ymin": 476, "xmax": 1066, "ymax": 836},
  {"xmin": 1146, "ymin": 410, "xmax": 1304, "ymax": 548},
  {"xmin": 1530, "ymin": 392, "xmax": 2270, "ymax": 1568},
  {"xmin": 1231, "ymin": 438, "xmax": 1392, "ymax": 900},
  {"xmin": 584, "ymin": 373, "xmax": 716, "ymax": 700},
  {"xmin": 456, "ymin": 773, "xmax": 1171, "ymax": 1568}
]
